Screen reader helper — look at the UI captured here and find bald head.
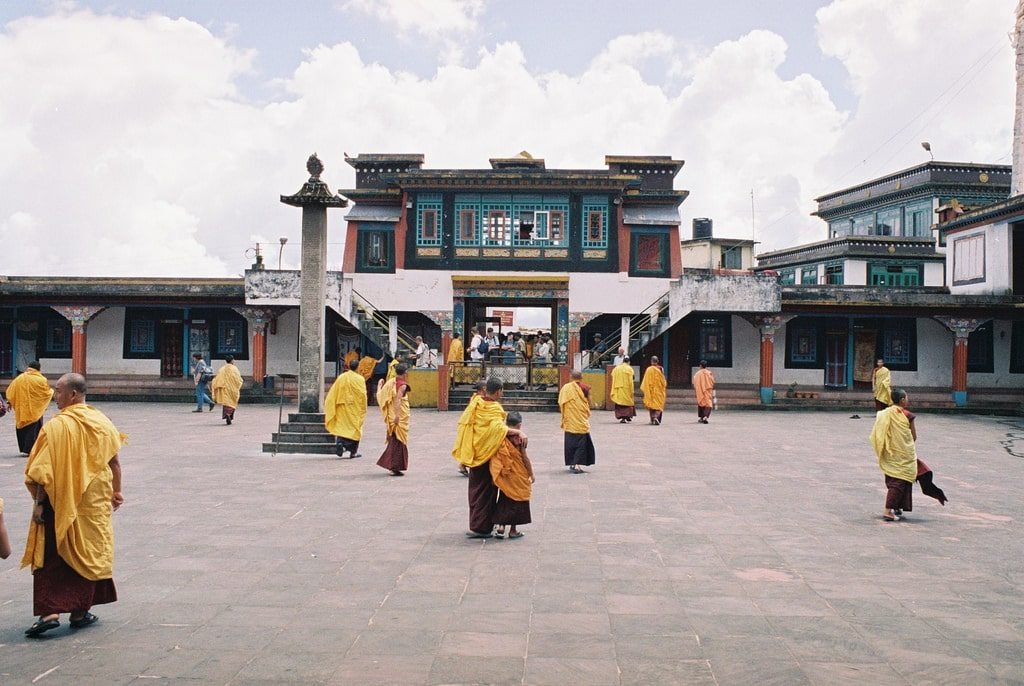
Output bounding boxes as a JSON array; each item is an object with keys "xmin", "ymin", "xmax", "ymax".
[
  {"xmin": 55, "ymin": 373, "xmax": 87, "ymax": 409},
  {"xmin": 571, "ymin": 369, "xmax": 583, "ymax": 380}
]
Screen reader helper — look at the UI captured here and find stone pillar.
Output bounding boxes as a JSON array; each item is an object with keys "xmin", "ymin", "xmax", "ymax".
[
  {"xmin": 620, "ymin": 316, "xmax": 631, "ymax": 357},
  {"xmin": 935, "ymin": 316, "xmax": 982, "ymax": 407},
  {"xmin": 53, "ymin": 306, "xmax": 105, "ymax": 376},
  {"xmin": 235, "ymin": 307, "xmax": 279, "ymax": 385},
  {"xmin": 281, "ymin": 154, "xmax": 347, "ymax": 413},
  {"xmin": 389, "ymin": 315, "xmax": 399, "ymax": 355}
]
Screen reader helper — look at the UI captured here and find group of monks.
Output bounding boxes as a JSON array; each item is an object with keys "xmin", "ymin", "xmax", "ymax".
[{"xmin": 610, "ymin": 355, "xmax": 716, "ymax": 425}]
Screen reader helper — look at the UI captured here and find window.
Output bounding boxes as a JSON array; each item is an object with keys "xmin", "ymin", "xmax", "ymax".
[
  {"xmin": 906, "ymin": 201, "xmax": 932, "ymax": 237},
  {"xmin": 825, "ymin": 263, "xmax": 843, "ymax": 285},
  {"xmin": 851, "ymin": 214, "xmax": 873, "ymax": 236},
  {"xmin": 967, "ymin": 322, "xmax": 993, "ymax": 373},
  {"xmin": 630, "ymin": 233, "xmax": 668, "ymax": 277},
  {"xmin": 458, "ymin": 208, "xmax": 477, "ymax": 244},
  {"xmin": 486, "ymin": 209, "xmax": 509, "ymax": 245},
  {"xmin": 779, "ymin": 270, "xmax": 796, "ymax": 285},
  {"xmin": 582, "ymin": 197, "xmax": 609, "ymax": 248},
  {"xmin": 129, "ymin": 319, "xmax": 156, "ymax": 354},
  {"xmin": 549, "ymin": 210, "xmax": 564, "ymax": 241},
  {"xmin": 45, "ymin": 318, "xmax": 71, "ymax": 355},
  {"xmin": 882, "ymin": 319, "xmax": 913, "ymax": 366},
  {"xmin": 1011, "ymin": 321, "xmax": 1024, "ymax": 374},
  {"xmin": 870, "ymin": 263, "xmax": 921, "ymax": 286},
  {"xmin": 830, "ymin": 220, "xmax": 851, "ymax": 239},
  {"xmin": 417, "ymin": 207, "xmax": 440, "ymax": 245},
  {"xmin": 696, "ymin": 315, "xmax": 731, "ymax": 366},
  {"xmin": 952, "ymin": 234, "xmax": 985, "ymax": 285},
  {"xmin": 876, "ymin": 207, "xmax": 902, "ymax": 236},
  {"xmin": 801, "ymin": 266, "xmax": 818, "ymax": 284},
  {"xmin": 358, "ymin": 229, "xmax": 394, "ymax": 272},
  {"xmin": 533, "ymin": 211, "xmax": 550, "ymax": 240},
  {"xmin": 786, "ymin": 320, "xmax": 820, "ymax": 368},
  {"xmin": 217, "ymin": 319, "xmax": 245, "ymax": 356},
  {"xmin": 722, "ymin": 246, "xmax": 742, "ymax": 269}
]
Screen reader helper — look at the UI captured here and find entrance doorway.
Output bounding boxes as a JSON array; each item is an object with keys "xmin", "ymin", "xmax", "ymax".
[
  {"xmin": 463, "ymin": 299, "xmax": 557, "ymax": 358},
  {"xmin": 825, "ymin": 330, "xmax": 848, "ymax": 388},
  {"xmin": 161, "ymin": 322, "xmax": 183, "ymax": 377}
]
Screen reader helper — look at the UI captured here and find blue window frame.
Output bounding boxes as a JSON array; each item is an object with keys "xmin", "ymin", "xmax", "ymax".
[
  {"xmin": 786, "ymin": 321, "xmax": 820, "ymax": 368},
  {"xmin": 582, "ymin": 196, "xmax": 609, "ymax": 249},
  {"xmin": 217, "ymin": 320, "xmax": 245, "ymax": 356},
  {"xmin": 45, "ymin": 318, "xmax": 71, "ymax": 354},
  {"xmin": 697, "ymin": 315, "xmax": 731, "ymax": 366},
  {"xmin": 882, "ymin": 320, "xmax": 912, "ymax": 366},
  {"xmin": 129, "ymin": 319, "xmax": 156, "ymax": 354},
  {"xmin": 455, "ymin": 194, "xmax": 480, "ymax": 246},
  {"xmin": 801, "ymin": 266, "xmax": 818, "ymax": 284},
  {"xmin": 905, "ymin": 201, "xmax": 932, "ymax": 237},
  {"xmin": 415, "ymin": 193, "xmax": 442, "ymax": 247},
  {"xmin": 875, "ymin": 207, "xmax": 902, "ymax": 236},
  {"xmin": 779, "ymin": 270, "xmax": 796, "ymax": 285}
]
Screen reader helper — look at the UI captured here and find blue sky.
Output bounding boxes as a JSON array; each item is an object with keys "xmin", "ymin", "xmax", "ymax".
[{"xmin": 0, "ymin": 0, "xmax": 1015, "ymax": 276}]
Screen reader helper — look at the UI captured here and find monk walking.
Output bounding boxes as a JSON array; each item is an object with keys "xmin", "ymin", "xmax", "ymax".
[
  {"xmin": 640, "ymin": 356, "xmax": 667, "ymax": 425},
  {"xmin": 376, "ymin": 363, "xmax": 411, "ymax": 476},
  {"xmin": 210, "ymin": 355, "xmax": 243, "ymax": 425},
  {"xmin": 872, "ymin": 358, "xmax": 892, "ymax": 411},
  {"xmin": 324, "ymin": 359, "xmax": 368, "ymax": 459},
  {"xmin": 6, "ymin": 361, "xmax": 53, "ymax": 454},
  {"xmin": 558, "ymin": 369, "xmax": 596, "ymax": 473},
  {"xmin": 693, "ymin": 360, "xmax": 715, "ymax": 424},
  {"xmin": 22, "ymin": 373, "xmax": 125, "ymax": 638},
  {"xmin": 491, "ymin": 411, "xmax": 534, "ymax": 540},
  {"xmin": 610, "ymin": 355, "xmax": 636, "ymax": 423}
]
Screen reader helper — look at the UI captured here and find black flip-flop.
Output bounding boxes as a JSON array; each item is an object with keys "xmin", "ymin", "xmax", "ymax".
[
  {"xmin": 465, "ymin": 531, "xmax": 493, "ymax": 539},
  {"xmin": 25, "ymin": 618, "xmax": 60, "ymax": 637},
  {"xmin": 70, "ymin": 612, "xmax": 98, "ymax": 629},
  {"xmin": 508, "ymin": 531, "xmax": 524, "ymax": 539}
]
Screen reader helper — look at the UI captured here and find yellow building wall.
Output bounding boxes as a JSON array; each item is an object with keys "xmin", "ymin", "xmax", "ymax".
[{"xmin": 406, "ymin": 369, "xmax": 439, "ymax": 408}]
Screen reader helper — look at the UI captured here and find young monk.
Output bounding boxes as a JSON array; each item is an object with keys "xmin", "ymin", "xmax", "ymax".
[{"xmin": 490, "ymin": 411, "xmax": 534, "ymax": 540}]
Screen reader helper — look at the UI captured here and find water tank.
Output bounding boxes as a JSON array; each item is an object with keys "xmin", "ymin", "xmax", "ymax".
[{"xmin": 693, "ymin": 217, "xmax": 713, "ymax": 240}]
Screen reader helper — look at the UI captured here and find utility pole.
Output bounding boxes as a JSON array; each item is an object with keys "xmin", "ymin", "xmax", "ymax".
[{"xmin": 1013, "ymin": 0, "xmax": 1024, "ymax": 195}]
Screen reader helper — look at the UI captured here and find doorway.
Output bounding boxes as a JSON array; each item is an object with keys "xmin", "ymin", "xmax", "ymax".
[
  {"xmin": 824, "ymin": 330, "xmax": 848, "ymax": 388},
  {"xmin": 161, "ymin": 322, "xmax": 183, "ymax": 377}
]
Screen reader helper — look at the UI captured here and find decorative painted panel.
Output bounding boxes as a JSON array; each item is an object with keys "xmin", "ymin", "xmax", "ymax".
[
  {"xmin": 582, "ymin": 195, "xmax": 609, "ymax": 249},
  {"xmin": 557, "ymin": 302, "xmax": 569, "ymax": 362}
]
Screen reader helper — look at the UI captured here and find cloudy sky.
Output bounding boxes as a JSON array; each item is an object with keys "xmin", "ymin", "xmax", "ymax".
[{"xmin": 0, "ymin": 0, "xmax": 1016, "ymax": 277}]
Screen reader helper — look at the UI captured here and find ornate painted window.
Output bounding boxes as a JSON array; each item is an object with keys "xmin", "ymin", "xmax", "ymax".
[
  {"xmin": 481, "ymin": 197, "xmax": 512, "ymax": 246},
  {"xmin": 582, "ymin": 196, "xmax": 608, "ymax": 249},
  {"xmin": 882, "ymin": 319, "xmax": 913, "ymax": 366},
  {"xmin": 952, "ymin": 233, "xmax": 985, "ymax": 285},
  {"xmin": 416, "ymin": 193, "xmax": 442, "ymax": 247},
  {"xmin": 629, "ymin": 231, "xmax": 669, "ymax": 277},
  {"xmin": 697, "ymin": 315, "xmax": 731, "ymax": 366},
  {"xmin": 45, "ymin": 317, "xmax": 71, "ymax": 354},
  {"xmin": 217, "ymin": 319, "xmax": 245, "ymax": 356},
  {"xmin": 129, "ymin": 319, "xmax": 156, "ymax": 354},
  {"xmin": 869, "ymin": 263, "xmax": 921, "ymax": 286},
  {"xmin": 455, "ymin": 194, "xmax": 480, "ymax": 246},
  {"xmin": 786, "ymin": 319, "xmax": 820, "ymax": 368},
  {"xmin": 358, "ymin": 228, "xmax": 394, "ymax": 272}
]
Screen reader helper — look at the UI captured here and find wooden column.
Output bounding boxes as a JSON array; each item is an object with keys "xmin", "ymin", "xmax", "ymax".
[
  {"xmin": 52, "ymin": 306, "xmax": 105, "ymax": 377},
  {"xmin": 935, "ymin": 316, "xmax": 982, "ymax": 407},
  {"xmin": 743, "ymin": 314, "xmax": 788, "ymax": 405},
  {"xmin": 236, "ymin": 307, "xmax": 279, "ymax": 385},
  {"xmin": 437, "ymin": 364, "xmax": 449, "ymax": 411}
]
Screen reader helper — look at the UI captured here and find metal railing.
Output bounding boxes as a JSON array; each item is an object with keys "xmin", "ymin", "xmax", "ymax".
[
  {"xmin": 449, "ymin": 360, "xmax": 559, "ymax": 389},
  {"xmin": 350, "ymin": 289, "xmax": 421, "ymax": 358},
  {"xmin": 586, "ymin": 295, "xmax": 671, "ymax": 368}
]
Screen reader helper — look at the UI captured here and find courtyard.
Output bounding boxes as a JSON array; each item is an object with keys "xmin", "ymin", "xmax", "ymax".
[{"xmin": 0, "ymin": 401, "xmax": 1022, "ymax": 685}]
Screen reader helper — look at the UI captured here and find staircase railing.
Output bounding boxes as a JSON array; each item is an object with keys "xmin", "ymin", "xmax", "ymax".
[
  {"xmin": 587, "ymin": 294, "xmax": 671, "ymax": 368},
  {"xmin": 350, "ymin": 289, "xmax": 422, "ymax": 360}
]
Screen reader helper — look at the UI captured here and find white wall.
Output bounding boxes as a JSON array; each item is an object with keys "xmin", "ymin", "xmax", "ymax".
[
  {"xmin": 702, "ymin": 315, "xmax": 760, "ymax": 384},
  {"xmin": 88, "ymin": 307, "xmax": 161, "ymax": 374},
  {"xmin": 947, "ymin": 222, "xmax": 1012, "ymax": 295},
  {"xmin": 266, "ymin": 308, "xmax": 299, "ymax": 376},
  {"xmin": 923, "ymin": 262, "xmax": 945, "ymax": 286},
  {"xmin": 842, "ymin": 260, "xmax": 868, "ymax": 285}
]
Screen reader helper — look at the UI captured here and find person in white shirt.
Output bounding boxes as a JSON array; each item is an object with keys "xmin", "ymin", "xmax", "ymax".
[
  {"xmin": 414, "ymin": 336, "xmax": 431, "ymax": 367},
  {"xmin": 469, "ymin": 326, "xmax": 486, "ymax": 361}
]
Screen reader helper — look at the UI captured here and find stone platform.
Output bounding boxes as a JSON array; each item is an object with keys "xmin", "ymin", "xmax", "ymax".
[{"xmin": 1, "ymin": 402, "xmax": 1022, "ymax": 684}]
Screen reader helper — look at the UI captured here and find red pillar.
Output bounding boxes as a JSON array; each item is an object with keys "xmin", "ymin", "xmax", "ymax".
[
  {"xmin": 568, "ymin": 332, "xmax": 580, "ymax": 369},
  {"xmin": 438, "ymin": 364, "xmax": 449, "ymax": 411},
  {"xmin": 252, "ymin": 327, "xmax": 267, "ymax": 384},
  {"xmin": 952, "ymin": 335, "xmax": 968, "ymax": 393},
  {"xmin": 759, "ymin": 331, "xmax": 774, "ymax": 403},
  {"xmin": 441, "ymin": 332, "xmax": 452, "ymax": 362},
  {"xmin": 71, "ymin": 328, "xmax": 87, "ymax": 375}
]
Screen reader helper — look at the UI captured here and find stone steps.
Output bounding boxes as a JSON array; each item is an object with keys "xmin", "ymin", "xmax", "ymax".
[{"xmin": 262, "ymin": 412, "xmax": 337, "ymax": 455}]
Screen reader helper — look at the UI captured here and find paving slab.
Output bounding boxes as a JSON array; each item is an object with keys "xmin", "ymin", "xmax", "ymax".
[{"xmin": 1, "ymin": 402, "xmax": 1023, "ymax": 684}]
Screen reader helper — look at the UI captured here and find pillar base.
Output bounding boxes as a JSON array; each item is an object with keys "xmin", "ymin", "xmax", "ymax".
[
  {"xmin": 952, "ymin": 390, "xmax": 967, "ymax": 407},
  {"xmin": 759, "ymin": 387, "xmax": 774, "ymax": 404}
]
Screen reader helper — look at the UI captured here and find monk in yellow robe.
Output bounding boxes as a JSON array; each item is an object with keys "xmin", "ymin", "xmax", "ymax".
[
  {"xmin": 447, "ymin": 333, "xmax": 465, "ymax": 364},
  {"xmin": 343, "ymin": 347, "xmax": 360, "ymax": 369},
  {"xmin": 0, "ymin": 496, "xmax": 12, "ymax": 560},
  {"xmin": 693, "ymin": 359, "xmax": 716, "ymax": 424},
  {"xmin": 610, "ymin": 356, "xmax": 636, "ymax": 422},
  {"xmin": 559, "ymin": 369, "xmax": 595, "ymax": 473},
  {"xmin": 211, "ymin": 355, "xmax": 243, "ymax": 425},
  {"xmin": 325, "ymin": 359, "xmax": 368, "ymax": 459},
  {"xmin": 453, "ymin": 380, "xmax": 486, "ymax": 476},
  {"xmin": 639, "ymin": 356, "xmax": 667, "ymax": 426},
  {"xmin": 452, "ymin": 377, "xmax": 526, "ymax": 538},
  {"xmin": 872, "ymin": 358, "xmax": 892, "ymax": 411},
  {"xmin": 6, "ymin": 360, "xmax": 53, "ymax": 454},
  {"xmin": 870, "ymin": 388, "xmax": 922, "ymax": 521},
  {"xmin": 490, "ymin": 411, "xmax": 534, "ymax": 539},
  {"xmin": 376, "ymin": 364, "xmax": 411, "ymax": 475},
  {"xmin": 22, "ymin": 373, "xmax": 125, "ymax": 638}
]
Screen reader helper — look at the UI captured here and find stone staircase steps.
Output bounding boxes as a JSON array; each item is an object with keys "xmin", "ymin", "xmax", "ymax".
[{"xmin": 262, "ymin": 412, "xmax": 338, "ymax": 455}]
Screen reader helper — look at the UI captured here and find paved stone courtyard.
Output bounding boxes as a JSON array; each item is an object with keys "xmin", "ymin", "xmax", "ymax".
[{"xmin": 1, "ymin": 401, "xmax": 1023, "ymax": 685}]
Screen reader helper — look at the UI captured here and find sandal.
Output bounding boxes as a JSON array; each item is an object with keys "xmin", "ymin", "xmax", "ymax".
[
  {"xmin": 507, "ymin": 531, "xmax": 524, "ymax": 539},
  {"xmin": 494, "ymin": 529, "xmax": 505, "ymax": 539},
  {"xmin": 70, "ymin": 612, "xmax": 98, "ymax": 629},
  {"xmin": 25, "ymin": 617, "xmax": 60, "ymax": 637}
]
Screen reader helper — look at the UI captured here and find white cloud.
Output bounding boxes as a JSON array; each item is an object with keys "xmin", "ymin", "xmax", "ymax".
[
  {"xmin": 0, "ymin": 2, "xmax": 1015, "ymax": 276},
  {"xmin": 342, "ymin": 0, "xmax": 484, "ymax": 39}
]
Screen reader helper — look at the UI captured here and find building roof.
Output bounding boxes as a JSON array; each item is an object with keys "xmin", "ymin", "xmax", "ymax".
[
  {"xmin": 756, "ymin": 235, "xmax": 941, "ymax": 269},
  {"xmin": 0, "ymin": 276, "xmax": 245, "ymax": 305},
  {"xmin": 937, "ymin": 193, "xmax": 1024, "ymax": 235}
]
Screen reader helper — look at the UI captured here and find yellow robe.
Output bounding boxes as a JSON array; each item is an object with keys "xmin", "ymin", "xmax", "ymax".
[
  {"xmin": 211, "ymin": 363, "xmax": 243, "ymax": 408},
  {"xmin": 343, "ymin": 350, "xmax": 359, "ymax": 368},
  {"xmin": 6, "ymin": 368, "xmax": 53, "ymax": 429},
  {"xmin": 558, "ymin": 381, "xmax": 591, "ymax": 434},
  {"xmin": 640, "ymin": 365, "xmax": 667, "ymax": 411},
  {"xmin": 22, "ymin": 404, "xmax": 125, "ymax": 580},
  {"xmin": 610, "ymin": 363, "xmax": 635, "ymax": 407},
  {"xmin": 447, "ymin": 338, "xmax": 465, "ymax": 364},
  {"xmin": 870, "ymin": 405, "xmax": 917, "ymax": 482},
  {"xmin": 387, "ymin": 358, "xmax": 399, "ymax": 381},
  {"xmin": 873, "ymin": 366, "xmax": 892, "ymax": 406},
  {"xmin": 490, "ymin": 438, "xmax": 531, "ymax": 502},
  {"xmin": 451, "ymin": 398, "xmax": 507, "ymax": 468},
  {"xmin": 378, "ymin": 378, "xmax": 410, "ymax": 444},
  {"xmin": 356, "ymin": 356, "xmax": 376, "ymax": 380},
  {"xmin": 693, "ymin": 368, "xmax": 715, "ymax": 408},
  {"xmin": 324, "ymin": 370, "xmax": 368, "ymax": 440}
]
